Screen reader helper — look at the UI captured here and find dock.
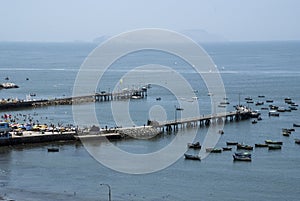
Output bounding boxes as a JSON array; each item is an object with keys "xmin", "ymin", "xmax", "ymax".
[
  {"xmin": 0, "ymin": 86, "xmax": 148, "ymax": 111},
  {"xmin": 148, "ymin": 109, "xmax": 254, "ymax": 132}
]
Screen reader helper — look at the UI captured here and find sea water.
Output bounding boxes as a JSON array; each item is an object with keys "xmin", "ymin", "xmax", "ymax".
[{"xmin": 0, "ymin": 41, "xmax": 300, "ymax": 200}]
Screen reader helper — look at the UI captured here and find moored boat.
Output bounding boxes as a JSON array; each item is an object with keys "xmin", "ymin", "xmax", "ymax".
[
  {"xmin": 233, "ymin": 152, "xmax": 252, "ymax": 162},
  {"xmin": 268, "ymin": 145, "xmax": 282, "ymax": 150},
  {"xmin": 184, "ymin": 153, "xmax": 201, "ymax": 160},
  {"xmin": 237, "ymin": 144, "xmax": 253, "ymax": 150},
  {"xmin": 226, "ymin": 141, "xmax": 238, "ymax": 146},
  {"xmin": 255, "ymin": 143, "xmax": 268, "ymax": 147},
  {"xmin": 265, "ymin": 140, "xmax": 283, "ymax": 145},
  {"xmin": 295, "ymin": 139, "xmax": 300, "ymax": 144},
  {"xmin": 187, "ymin": 142, "xmax": 201, "ymax": 149},
  {"xmin": 206, "ymin": 148, "xmax": 222, "ymax": 153},
  {"xmin": 48, "ymin": 148, "xmax": 59, "ymax": 152},
  {"xmin": 293, "ymin": 123, "xmax": 300, "ymax": 127},
  {"xmin": 222, "ymin": 147, "xmax": 232, "ymax": 151}
]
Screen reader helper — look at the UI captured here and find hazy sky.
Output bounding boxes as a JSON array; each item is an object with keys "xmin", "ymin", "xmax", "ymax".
[{"xmin": 0, "ymin": 0, "xmax": 299, "ymax": 42}]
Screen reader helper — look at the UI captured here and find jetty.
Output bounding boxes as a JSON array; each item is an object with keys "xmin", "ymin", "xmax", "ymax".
[
  {"xmin": 148, "ymin": 107, "xmax": 255, "ymax": 132},
  {"xmin": 0, "ymin": 86, "xmax": 148, "ymax": 111}
]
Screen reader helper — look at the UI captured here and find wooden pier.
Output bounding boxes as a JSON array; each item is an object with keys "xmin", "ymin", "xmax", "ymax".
[
  {"xmin": 148, "ymin": 110, "xmax": 253, "ymax": 132},
  {"xmin": 0, "ymin": 86, "xmax": 148, "ymax": 111}
]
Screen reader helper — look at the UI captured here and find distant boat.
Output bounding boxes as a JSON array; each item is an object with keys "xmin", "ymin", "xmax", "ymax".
[
  {"xmin": 187, "ymin": 142, "xmax": 201, "ymax": 149},
  {"xmin": 295, "ymin": 139, "xmax": 300, "ymax": 144},
  {"xmin": 206, "ymin": 148, "xmax": 222, "ymax": 153},
  {"xmin": 237, "ymin": 144, "xmax": 253, "ymax": 150},
  {"xmin": 265, "ymin": 140, "xmax": 283, "ymax": 145},
  {"xmin": 48, "ymin": 148, "xmax": 59, "ymax": 152},
  {"xmin": 233, "ymin": 152, "xmax": 251, "ymax": 162},
  {"xmin": 184, "ymin": 153, "xmax": 200, "ymax": 160},
  {"xmin": 277, "ymin": 107, "xmax": 286, "ymax": 112},
  {"xmin": 293, "ymin": 123, "xmax": 300, "ymax": 127},
  {"xmin": 252, "ymin": 120, "xmax": 257, "ymax": 124},
  {"xmin": 258, "ymin": 95, "xmax": 265, "ymax": 98},
  {"xmin": 266, "ymin": 100, "xmax": 274, "ymax": 103},
  {"xmin": 255, "ymin": 143, "xmax": 268, "ymax": 148},
  {"xmin": 222, "ymin": 147, "xmax": 232, "ymax": 151},
  {"xmin": 255, "ymin": 101, "xmax": 264, "ymax": 106},
  {"xmin": 268, "ymin": 145, "xmax": 282, "ymax": 150},
  {"xmin": 156, "ymin": 97, "xmax": 161, "ymax": 101},
  {"xmin": 226, "ymin": 141, "xmax": 238, "ymax": 146},
  {"xmin": 269, "ymin": 110, "xmax": 280, "ymax": 117}
]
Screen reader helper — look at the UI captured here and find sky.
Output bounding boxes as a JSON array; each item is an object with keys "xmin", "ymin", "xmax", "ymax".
[{"xmin": 0, "ymin": 0, "xmax": 299, "ymax": 42}]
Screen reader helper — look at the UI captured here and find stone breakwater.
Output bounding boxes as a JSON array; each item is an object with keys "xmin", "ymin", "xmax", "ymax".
[{"xmin": 118, "ymin": 126, "xmax": 161, "ymax": 139}]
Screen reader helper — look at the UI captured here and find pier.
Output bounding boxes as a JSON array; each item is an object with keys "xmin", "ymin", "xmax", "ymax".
[
  {"xmin": 0, "ymin": 86, "xmax": 148, "ymax": 111},
  {"xmin": 148, "ymin": 109, "xmax": 254, "ymax": 132}
]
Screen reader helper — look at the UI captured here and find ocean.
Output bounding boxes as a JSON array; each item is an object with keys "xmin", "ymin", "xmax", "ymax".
[{"xmin": 0, "ymin": 41, "xmax": 300, "ymax": 200}]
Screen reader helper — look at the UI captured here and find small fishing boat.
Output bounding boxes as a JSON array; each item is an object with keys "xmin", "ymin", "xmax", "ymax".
[
  {"xmin": 261, "ymin": 107, "xmax": 269, "ymax": 110},
  {"xmin": 206, "ymin": 148, "xmax": 222, "ymax": 153},
  {"xmin": 265, "ymin": 140, "xmax": 283, "ymax": 145},
  {"xmin": 156, "ymin": 97, "xmax": 161, "ymax": 101},
  {"xmin": 268, "ymin": 145, "xmax": 282, "ymax": 150},
  {"xmin": 258, "ymin": 95, "xmax": 265, "ymax": 98},
  {"xmin": 255, "ymin": 101, "xmax": 264, "ymax": 106},
  {"xmin": 277, "ymin": 107, "xmax": 286, "ymax": 112},
  {"xmin": 266, "ymin": 100, "xmax": 274, "ymax": 103},
  {"xmin": 48, "ymin": 148, "xmax": 59, "ymax": 152},
  {"xmin": 184, "ymin": 153, "xmax": 201, "ymax": 160},
  {"xmin": 222, "ymin": 147, "xmax": 232, "ymax": 151},
  {"xmin": 237, "ymin": 144, "xmax": 253, "ymax": 150},
  {"xmin": 226, "ymin": 141, "xmax": 238, "ymax": 146},
  {"xmin": 255, "ymin": 143, "xmax": 268, "ymax": 147},
  {"xmin": 187, "ymin": 142, "xmax": 201, "ymax": 149},
  {"xmin": 293, "ymin": 123, "xmax": 300, "ymax": 127},
  {"xmin": 269, "ymin": 110, "xmax": 280, "ymax": 117},
  {"xmin": 295, "ymin": 139, "xmax": 300, "ymax": 144},
  {"xmin": 233, "ymin": 152, "xmax": 252, "ymax": 162},
  {"xmin": 282, "ymin": 132, "xmax": 290, "ymax": 137}
]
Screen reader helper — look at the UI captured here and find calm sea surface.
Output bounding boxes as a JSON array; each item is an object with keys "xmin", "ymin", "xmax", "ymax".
[{"xmin": 0, "ymin": 41, "xmax": 300, "ymax": 201}]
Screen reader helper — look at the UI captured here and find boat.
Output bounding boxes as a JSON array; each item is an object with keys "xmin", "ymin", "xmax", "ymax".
[
  {"xmin": 187, "ymin": 142, "xmax": 201, "ymax": 149},
  {"xmin": 258, "ymin": 95, "xmax": 265, "ymax": 98},
  {"xmin": 233, "ymin": 154, "xmax": 251, "ymax": 161},
  {"xmin": 206, "ymin": 148, "xmax": 222, "ymax": 153},
  {"xmin": 47, "ymin": 148, "xmax": 59, "ymax": 152},
  {"xmin": 291, "ymin": 103, "xmax": 298, "ymax": 107},
  {"xmin": 266, "ymin": 100, "xmax": 274, "ymax": 103},
  {"xmin": 269, "ymin": 110, "xmax": 279, "ymax": 117},
  {"xmin": 257, "ymin": 117, "xmax": 262, "ymax": 121},
  {"xmin": 293, "ymin": 123, "xmax": 300, "ymax": 127},
  {"xmin": 269, "ymin": 105, "xmax": 278, "ymax": 110},
  {"xmin": 255, "ymin": 143, "xmax": 268, "ymax": 147},
  {"xmin": 282, "ymin": 132, "xmax": 290, "ymax": 137},
  {"xmin": 277, "ymin": 107, "xmax": 286, "ymax": 112},
  {"xmin": 252, "ymin": 120, "xmax": 257, "ymax": 124},
  {"xmin": 218, "ymin": 105, "xmax": 226, "ymax": 108},
  {"xmin": 184, "ymin": 153, "xmax": 201, "ymax": 160},
  {"xmin": 250, "ymin": 111, "xmax": 260, "ymax": 118},
  {"xmin": 218, "ymin": 130, "xmax": 224, "ymax": 134},
  {"xmin": 255, "ymin": 101, "xmax": 264, "ymax": 106},
  {"xmin": 234, "ymin": 152, "xmax": 252, "ymax": 157},
  {"xmin": 289, "ymin": 106, "xmax": 297, "ymax": 110},
  {"xmin": 265, "ymin": 140, "xmax": 283, "ymax": 145},
  {"xmin": 220, "ymin": 101, "xmax": 230, "ymax": 105},
  {"xmin": 261, "ymin": 107, "xmax": 269, "ymax": 110},
  {"xmin": 226, "ymin": 141, "xmax": 238, "ymax": 146},
  {"xmin": 237, "ymin": 144, "xmax": 253, "ymax": 150},
  {"xmin": 268, "ymin": 145, "xmax": 282, "ymax": 150},
  {"xmin": 282, "ymin": 128, "xmax": 295, "ymax": 132},
  {"xmin": 295, "ymin": 139, "xmax": 300, "ymax": 144},
  {"xmin": 233, "ymin": 152, "xmax": 252, "ymax": 161},
  {"xmin": 245, "ymin": 97, "xmax": 252, "ymax": 101},
  {"xmin": 156, "ymin": 97, "xmax": 161, "ymax": 101},
  {"xmin": 246, "ymin": 100, "xmax": 254, "ymax": 104},
  {"xmin": 222, "ymin": 147, "xmax": 232, "ymax": 151}
]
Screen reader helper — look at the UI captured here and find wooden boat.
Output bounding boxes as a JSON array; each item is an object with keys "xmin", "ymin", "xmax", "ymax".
[
  {"xmin": 293, "ymin": 123, "xmax": 300, "ymax": 127},
  {"xmin": 255, "ymin": 101, "xmax": 264, "ymax": 106},
  {"xmin": 255, "ymin": 143, "xmax": 268, "ymax": 147},
  {"xmin": 269, "ymin": 110, "xmax": 279, "ymax": 117},
  {"xmin": 282, "ymin": 128, "xmax": 295, "ymax": 132},
  {"xmin": 261, "ymin": 107, "xmax": 269, "ymax": 110},
  {"xmin": 265, "ymin": 140, "xmax": 283, "ymax": 145},
  {"xmin": 252, "ymin": 120, "xmax": 257, "ymax": 124},
  {"xmin": 295, "ymin": 139, "xmax": 300, "ymax": 144},
  {"xmin": 277, "ymin": 107, "xmax": 286, "ymax": 112},
  {"xmin": 48, "ymin": 148, "xmax": 59, "ymax": 152},
  {"xmin": 233, "ymin": 153, "xmax": 251, "ymax": 162},
  {"xmin": 184, "ymin": 153, "xmax": 200, "ymax": 160},
  {"xmin": 282, "ymin": 132, "xmax": 291, "ymax": 137},
  {"xmin": 222, "ymin": 147, "xmax": 232, "ymax": 151},
  {"xmin": 226, "ymin": 141, "xmax": 238, "ymax": 146},
  {"xmin": 266, "ymin": 100, "xmax": 274, "ymax": 103},
  {"xmin": 206, "ymin": 148, "xmax": 222, "ymax": 153},
  {"xmin": 187, "ymin": 142, "xmax": 201, "ymax": 149},
  {"xmin": 268, "ymin": 145, "xmax": 282, "ymax": 150},
  {"xmin": 237, "ymin": 144, "xmax": 253, "ymax": 150},
  {"xmin": 234, "ymin": 152, "xmax": 251, "ymax": 157}
]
